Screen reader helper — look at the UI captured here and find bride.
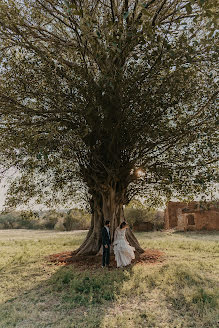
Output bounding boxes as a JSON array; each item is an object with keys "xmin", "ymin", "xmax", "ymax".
[{"xmin": 113, "ymin": 221, "xmax": 135, "ymax": 268}]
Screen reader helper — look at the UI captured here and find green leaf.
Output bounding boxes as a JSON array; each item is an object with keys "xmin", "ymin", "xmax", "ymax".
[
  {"xmin": 72, "ymin": 10, "xmax": 83, "ymax": 16},
  {"xmin": 185, "ymin": 3, "xmax": 192, "ymax": 15},
  {"xmin": 142, "ymin": 3, "xmax": 151, "ymax": 9},
  {"xmin": 69, "ymin": 4, "xmax": 77, "ymax": 9},
  {"xmin": 64, "ymin": 0, "xmax": 70, "ymax": 7},
  {"xmin": 142, "ymin": 9, "xmax": 151, "ymax": 17},
  {"xmin": 123, "ymin": 11, "xmax": 129, "ymax": 20},
  {"xmin": 37, "ymin": 153, "xmax": 42, "ymax": 160}
]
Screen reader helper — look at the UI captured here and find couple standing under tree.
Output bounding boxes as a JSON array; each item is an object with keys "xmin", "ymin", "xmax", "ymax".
[{"xmin": 102, "ymin": 220, "xmax": 135, "ymax": 268}]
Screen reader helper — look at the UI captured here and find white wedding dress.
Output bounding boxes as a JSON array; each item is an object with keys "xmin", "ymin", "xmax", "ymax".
[{"xmin": 113, "ymin": 228, "xmax": 135, "ymax": 267}]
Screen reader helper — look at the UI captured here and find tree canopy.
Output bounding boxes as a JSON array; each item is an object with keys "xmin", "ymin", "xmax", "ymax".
[
  {"xmin": 0, "ymin": 0, "xmax": 218, "ymax": 206},
  {"xmin": 0, "ymin": 0, "xmax": 218, "ymax": 253}
]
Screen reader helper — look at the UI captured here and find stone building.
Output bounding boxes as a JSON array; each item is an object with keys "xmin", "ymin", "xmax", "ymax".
[{"xmin": 164, "ymin": 201, "xmax": 219, "ymax": 231}]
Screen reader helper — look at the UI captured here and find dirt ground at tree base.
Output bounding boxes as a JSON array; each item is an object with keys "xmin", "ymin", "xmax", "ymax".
[{"xmin": 47, "ymin": 249, "xmax": 165, "ymax": 270}]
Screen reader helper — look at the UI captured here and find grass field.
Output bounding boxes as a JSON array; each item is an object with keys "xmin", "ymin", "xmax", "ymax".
[{"xmin": 0, "ymin": 229, "xmax": 218, "ymax": 328}]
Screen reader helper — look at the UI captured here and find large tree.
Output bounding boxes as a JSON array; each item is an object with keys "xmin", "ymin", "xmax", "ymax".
[{"xmin": 0, "ymin": 0, "xmax": 218, "ymax": 254}]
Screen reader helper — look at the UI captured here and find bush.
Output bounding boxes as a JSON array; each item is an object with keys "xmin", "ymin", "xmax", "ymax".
[
  {"xmin": 125, "ymin": 206, "xmax": 156, "ymax": 227},
  {"xmin": 0, "ymin": 211, "xmax": 40, "ymax": 229},
  {"xmin": 43, "ymin": 211, "xmax": 60, "ymax": 229},
  {"xmin": 0, "ymin": 213, "xmax": 18, "ymax": 229},
  {"xmin": 18, "ymin": 211, "xmax": 40, "ymax": 229},
  {"xmin": 0, "ymin": 208, "xmax": 91, "ymax": 231},
  {"xmin": 124, "ymin": 200, "xmax": 164, "ymax": 229},
  {"xmin": 63, "ymin": 209, "xmax": 91, "ymax": 231},
  {"xmin": 54, "ymin": 218, "xmax": 65, "ymax": 231},
  {"xmin": 153, "ymin": 210, "xmax": 165, "ymax": 230}
]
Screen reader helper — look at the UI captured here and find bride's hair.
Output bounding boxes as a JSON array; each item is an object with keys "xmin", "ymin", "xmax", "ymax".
[{"xmin": 120, "ymin": 221, "xmax": 127, "ymax": 229}]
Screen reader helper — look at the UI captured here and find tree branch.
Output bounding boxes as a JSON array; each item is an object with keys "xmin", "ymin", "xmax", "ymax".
[{"xmin": 152, "ymin": 0, "xmax": 167, "ymax": 26}]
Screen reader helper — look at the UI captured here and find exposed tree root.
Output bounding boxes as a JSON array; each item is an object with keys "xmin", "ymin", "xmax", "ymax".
[{"xmin": 47, "ymin": 249, "xmax": 165, "ymax": 270}]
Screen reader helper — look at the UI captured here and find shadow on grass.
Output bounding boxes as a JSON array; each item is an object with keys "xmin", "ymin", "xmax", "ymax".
[
  {"xmin": 0, "ymin": 257, "xmax": 218, "ymax": 327},
  {"xmin": 49, "ymin": 265, "xmax": 127, "ymax": 305},
  {"xmin": 0, "ymin": 262, "xmax": 130, "ymax": 328}
]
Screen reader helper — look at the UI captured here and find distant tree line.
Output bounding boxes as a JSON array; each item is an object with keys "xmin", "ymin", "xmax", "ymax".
[
  {"xmin": 0, "ymin": 203, "xmax": 164, "ymax": 231},
  {"xmin": 0, "ymin": 209, "xmax": 91, "ymax": 231}
]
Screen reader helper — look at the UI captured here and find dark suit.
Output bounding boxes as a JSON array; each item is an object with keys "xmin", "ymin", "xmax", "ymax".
[{"xmin": 102, "ymin": 226, "xmax": 111, "ymax": 266}]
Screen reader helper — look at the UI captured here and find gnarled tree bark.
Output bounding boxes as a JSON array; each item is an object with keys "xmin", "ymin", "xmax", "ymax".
[{"xmin": 74, "ymin": 183, "xmax": 144, "ymax": 255}]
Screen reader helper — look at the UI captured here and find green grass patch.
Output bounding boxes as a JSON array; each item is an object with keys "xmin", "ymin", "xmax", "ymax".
[
  {"xmin": 50, "ymin": 268, "xmax": 127, "ymax": 305},
  {"xmin": 0, "ymin": 229, "xmax": 218, "ymax": 328}
]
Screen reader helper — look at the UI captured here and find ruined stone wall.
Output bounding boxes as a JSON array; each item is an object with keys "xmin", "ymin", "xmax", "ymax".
[
  {"xmin": 164, "ymin": 202, "xmax": 219, "ymax": 231},
  {"xmin": 164, "ymin": 202, "xmax": 197, "ymax": 229},
  {"xmin": 187, "ymin": 210, "xmax": 219, "ymax": 231}
]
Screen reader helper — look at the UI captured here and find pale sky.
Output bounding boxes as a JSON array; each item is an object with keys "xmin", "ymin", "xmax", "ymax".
[
  {"xmin": 0, "ymin": 167, "xmax": 19, "ymax": 211},
  {"xmin": 0, "ymin": 170, "xmax": 11, "ymax": 211},
  {"xmin": 0, "ymin": 186, "xmax": 7, "ymax": 211}
]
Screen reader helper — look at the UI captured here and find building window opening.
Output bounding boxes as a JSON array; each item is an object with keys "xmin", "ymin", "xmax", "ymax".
[{"xmin": 187, "ymin": 214, "xmax": 195, "ymax": 225}]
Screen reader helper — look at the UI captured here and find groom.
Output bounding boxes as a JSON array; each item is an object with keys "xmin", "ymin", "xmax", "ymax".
[{"xmin": 102, "ymin": 220, "xmax": 111, "ymax": 268}]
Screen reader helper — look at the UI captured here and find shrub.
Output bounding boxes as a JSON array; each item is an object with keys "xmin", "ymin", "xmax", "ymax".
[
  {"xmin": 124, "ymin": 199, "xmax": 164, "ymax": 229},
  {"xmin": 0, "ymin": 208, "xmax": 91, "ymax": 230},
  {"xmin": 43, "ymin": 211, "xmax": 60, "ymax": 229},
  {"xmin": 0, "ymin": 213, "xmax": 18, "ymax": 229},
  {"xmin": 0, "ymin": 211, "xmax": 40, "ymax": 229},
  {"xmin": 63, "ymin": 209, "xmax": 90, "ymax": 231},
  {"xmin": 54, "ymin": 218, "xmax": 65, "ymax": 231}
]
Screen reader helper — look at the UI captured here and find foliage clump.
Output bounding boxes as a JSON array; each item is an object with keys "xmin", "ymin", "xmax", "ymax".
[
  {"xmin": 0, "ymin": 209, "xmax": 91, "ymax": 230},
  {"xmin": 124, "ymin": 200, "xmax": 164, "ymax": 229}
]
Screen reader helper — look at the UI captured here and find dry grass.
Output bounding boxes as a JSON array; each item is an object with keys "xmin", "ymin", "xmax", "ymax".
[{"xmin": 0, "ymin": 229, "xmax": 218, "ymax": 328}]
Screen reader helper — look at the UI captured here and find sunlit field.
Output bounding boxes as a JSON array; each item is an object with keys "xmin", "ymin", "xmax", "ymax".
[{"xmin": 0, "ymin": 229, "xmax": 218, "ymax": 328}]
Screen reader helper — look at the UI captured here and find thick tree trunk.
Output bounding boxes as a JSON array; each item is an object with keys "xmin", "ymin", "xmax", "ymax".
[
  {"xmin": 75, "ymin": 194, "xmax": 103, "ymax": 255},
  {"xmin": 74, "ymin": 185, "xmax": 144, "ymax": 255}
]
